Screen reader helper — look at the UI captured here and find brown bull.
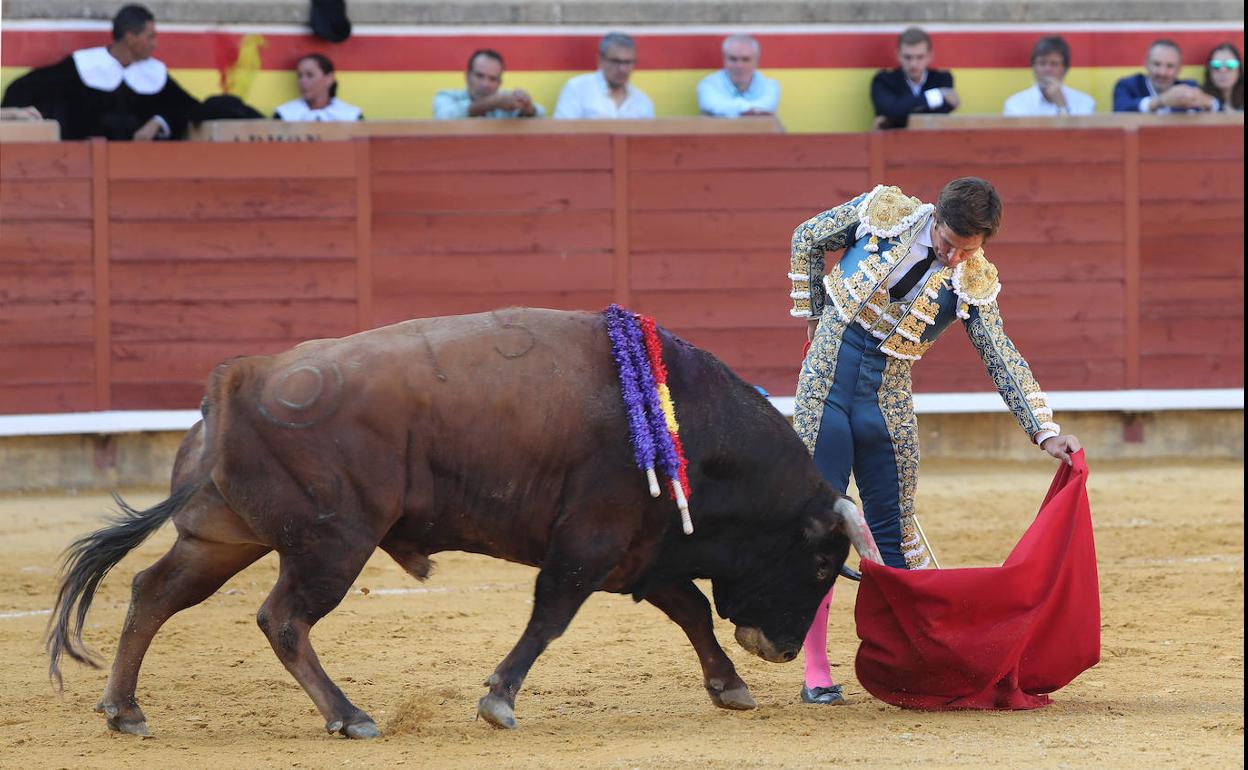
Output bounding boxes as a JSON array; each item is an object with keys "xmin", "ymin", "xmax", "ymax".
[{"xmin": 48, "ymin": 308, "xmax": 877, "ymax": 738}]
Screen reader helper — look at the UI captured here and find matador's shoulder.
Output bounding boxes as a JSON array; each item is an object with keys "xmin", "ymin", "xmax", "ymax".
[
  {"xmin": 855, "ymin": 185, "xmax": 934, "ymax": 239},
  {"xmin": 952, "ymin": 249, "xmax": 1002, "ymax": 308}
]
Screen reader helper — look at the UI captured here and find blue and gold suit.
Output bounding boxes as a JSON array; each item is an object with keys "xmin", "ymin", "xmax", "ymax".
[{"xmin": 788, "ymin": 186, "xmax": 1060, "ymax": 569}]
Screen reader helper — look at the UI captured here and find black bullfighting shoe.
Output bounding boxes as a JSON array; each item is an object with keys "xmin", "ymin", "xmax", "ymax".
[{"xmin": 800, "ymin": 684, "xmax": 846, "ymax": 705}]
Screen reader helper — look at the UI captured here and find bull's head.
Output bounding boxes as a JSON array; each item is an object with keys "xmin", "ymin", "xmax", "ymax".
[{"xmin": 713, "ymin": 496, "xmax": 882, "ymax": 663}]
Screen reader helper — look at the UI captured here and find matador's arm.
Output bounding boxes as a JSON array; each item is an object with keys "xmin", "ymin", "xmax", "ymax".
[
  {"xmin": 788, "ymin": 193, "xmax": 868, "ymax": 319},
  {"xmin": 963, "ymin": 302, "xmax": 1060, "ymax": 443}
]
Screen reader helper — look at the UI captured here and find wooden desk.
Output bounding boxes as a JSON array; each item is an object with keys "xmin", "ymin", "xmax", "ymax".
[
  {"xmin": 191, "ymin": 116, "xmax": 785, "ymax": 142},
  {"xmin": 908, "ymin": 112, "xmax": 1245, "ymax": 130},
  {"xmin": 0, "ymin": 120, "xmax": 61, "ymax": 142}
]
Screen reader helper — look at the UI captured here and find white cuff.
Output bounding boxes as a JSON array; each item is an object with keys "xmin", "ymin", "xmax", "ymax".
[
  {"xmin": 153, "ymin": 115, "xmax": 171, "ymax": 138},
  {"xmin": 1034, "ymin": 429, "xmax": 1057, "ymax": 447},
  {"xmin": 924, "ymin": 88, "xmax": 944, "ymax": 109},
  {"xmin": 1139, "ymin": 96, "xmax": 1153, "ymax": 113}
]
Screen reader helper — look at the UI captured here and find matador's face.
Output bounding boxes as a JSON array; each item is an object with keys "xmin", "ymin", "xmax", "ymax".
[{"xmin": 931, "ymin": 219, "xmax": 984, "ymax": 269}]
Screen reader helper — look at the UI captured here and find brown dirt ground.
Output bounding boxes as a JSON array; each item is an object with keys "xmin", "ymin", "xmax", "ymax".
[{"xmin": 0, "ymin": 458, "xmax": 1242, "ymax": 769}]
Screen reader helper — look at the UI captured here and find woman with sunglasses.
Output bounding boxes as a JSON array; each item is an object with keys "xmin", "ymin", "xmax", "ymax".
[{"xmin": 1201, "ymin": 43, "xmax": 1244, "ymax": 111}]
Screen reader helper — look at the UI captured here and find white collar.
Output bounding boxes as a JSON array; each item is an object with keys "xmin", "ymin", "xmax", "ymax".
[
  {"xmin": 917, "ymin": 217, "xmax": 935, "ymax": 249},
  {"xmin": 276, "ymin": 97, "xmax": 362, "ymax": 122},
  {"xmin": 72, "ymin": 46, "xmax": 167, "ymax": 94}
]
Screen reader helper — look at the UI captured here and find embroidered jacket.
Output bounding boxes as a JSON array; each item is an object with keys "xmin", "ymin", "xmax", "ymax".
[{"xmin": 788, "ymin": 185, "xmax": 1060, "ymax": 439}]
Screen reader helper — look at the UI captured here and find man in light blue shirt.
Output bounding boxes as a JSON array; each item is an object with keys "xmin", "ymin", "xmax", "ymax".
[
  {"xmin": 697, "ymin": 34, "xmax": 781, "ymax": 117},
  {"xmin": 433, "ymin": 49, "xmax": 544, "ymax": 120}
]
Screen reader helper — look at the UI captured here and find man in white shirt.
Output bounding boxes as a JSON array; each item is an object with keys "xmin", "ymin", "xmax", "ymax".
[
  {"xmin": 1003, "ymin": 36, "xmax": 1096, "ymax": 116},
  {"xmin": 697, "ymin": 34, "xmax": 781, "ymax": 117},
  {"xmin": 553, "ymin": 33, "xmax": 655, "ymax": 120}
]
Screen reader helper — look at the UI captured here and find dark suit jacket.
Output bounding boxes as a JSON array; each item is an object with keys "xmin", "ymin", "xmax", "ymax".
[
  {"xmin": 1112, "ymin": 73, "xmax": 1202, "ymax": 112},
  {"xmin": 871, "ymin": 68, "xmax": 955, "ymax": 129}
]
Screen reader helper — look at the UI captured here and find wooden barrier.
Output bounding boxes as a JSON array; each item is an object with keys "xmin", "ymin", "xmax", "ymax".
[
  {"xmin": 190, "ymin": 116, "xmax": 784, "ymax": 142},
  {"xmin": 0, "ymin": 124, "xmax": 1242, "ymax": 413},
  {"xmin": 908, "ymin": 112, "xmax": 1245, "ymax": 130},
  {"xmin": 0, "ymin": 119, "xmax": 60, "ymax": 142}
]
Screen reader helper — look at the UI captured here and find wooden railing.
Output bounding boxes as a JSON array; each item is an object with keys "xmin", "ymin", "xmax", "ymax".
[{"xmin": 0, "ymin": 124, "xmax": 1242, "ymax": 413}]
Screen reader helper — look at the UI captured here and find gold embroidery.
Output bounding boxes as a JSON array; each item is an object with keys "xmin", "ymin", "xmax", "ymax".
[
  {"xmin": 860, "ymin": 186, "xmax": 924, "ymax": 234},
  {"xmin": 879, "ymin": 336, "xmax": 934, "ymax": 361},
  {"xmin": 876, "ymin": 358, "xmax": 937, "ymax": 570},
  {"xmin": 899, "ymin": 515, "xmax": 936, "ymax": 570},
  {"xmin": 953, "ymin": 250, "xmax": 1001, "ymax": 305},
  {"xmin": 965, "ymin": 302, "xmax": 1048, "ymax": 437},
  {"xmin": 794, "ymin": 314, "xmax": 849, "ymax": 454},
  {"xmin": 789, "ymin": 200, "xmax": 863, "ymax": 317}
]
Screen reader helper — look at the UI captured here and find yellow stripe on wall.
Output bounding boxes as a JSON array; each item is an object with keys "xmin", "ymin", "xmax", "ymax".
[{"xmin": 1, "ymin": 65, "xmax": 1212, "ymax": 133}]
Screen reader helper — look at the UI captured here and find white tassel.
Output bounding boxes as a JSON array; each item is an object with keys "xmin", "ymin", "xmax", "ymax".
[
  {"xmin": 672, "ymin": 480, "xmax": 693, "ymax": 535},
  {"xmin": 645, "ymin": 467, "xmax": 660, "ymax": 498}
]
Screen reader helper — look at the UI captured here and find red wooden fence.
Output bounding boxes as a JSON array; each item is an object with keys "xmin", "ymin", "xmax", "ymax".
[{"xmin": 0, "ymin": 126, "xmax": 1242, "ymax": 414}]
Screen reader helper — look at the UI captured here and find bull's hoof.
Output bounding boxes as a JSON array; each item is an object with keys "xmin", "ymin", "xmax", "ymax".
[
  {"xmin": 477, "ymin": 694, "xmax": 517, "ymax": 729},
  {"xmin": 710, "ymin": 685, "xmax": 757, "ymax": 711},
  {"xmin": 95, "ymin": 699, "xmax": 150, "ymax": 736},
  {"xmin": 327, "ymin": 716, "xmax": 381, "ymax": 739}
]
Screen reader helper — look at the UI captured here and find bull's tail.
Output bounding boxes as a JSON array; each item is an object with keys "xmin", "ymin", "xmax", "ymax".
[
  {"xmin": 46, "ymin": 483, "xmax": 196, "ymax": 689},
  {"xmin": 833, "ymin": 497, "xmax": 884, "ymax": 568}
]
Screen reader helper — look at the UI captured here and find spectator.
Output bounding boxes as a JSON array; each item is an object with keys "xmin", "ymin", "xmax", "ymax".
[
  {"xmin": 1003, "ymin": 36, "xmax": 1096, "ymax": 116},
  {"xmin": 870, "ymin": 27, "xmax": 958, "ymax": 129},
  {"xmin": 1200, "ymin": 42, "xmax": 1244, "ymax": 112},
  {"xmin": 274, "ymin": 54, "xmax": 362, "ymax": 121},
  {"xmin": 554, "ymin": 33, "xmax": 654, "ymax": 119},
  {"xmin": 697, "ymin": 34, "xmax": 781, "ymax": 117},
  {"xmin": 1113, "ymin": 39, "xmax": 1216, "ymax": 113},
  {"xmin": 433, "ymin": 49, "xmax": 544, "ymax": 119},
  {"xmin": 0, "ymin": 4, "xmax": 199, "ymax": 140}
]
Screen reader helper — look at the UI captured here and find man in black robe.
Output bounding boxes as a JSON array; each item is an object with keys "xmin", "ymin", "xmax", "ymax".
[{"xmin": 1, "ymin": 4, "xmax": 199, "ymax": 141}]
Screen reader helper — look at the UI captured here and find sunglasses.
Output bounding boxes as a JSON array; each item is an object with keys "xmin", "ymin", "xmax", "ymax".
[{"xmin": 1209, "ymin": 59, "xmax": 1241, "ymax": 70}]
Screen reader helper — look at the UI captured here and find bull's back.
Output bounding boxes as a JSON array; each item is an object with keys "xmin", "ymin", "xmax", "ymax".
[{"xmin": 203, "ymin": 309, "xmax": 631, "ymax": 555}]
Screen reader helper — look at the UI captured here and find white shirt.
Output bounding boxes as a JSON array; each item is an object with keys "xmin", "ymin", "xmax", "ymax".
[
  {"xmin": 1003, "ymin": 84, "xmax": 1096, "ymax": 116},
  {"xmin": 274, "ymin": 97, "xmax": 362, "ymax": 122},
  {"xmin": 553, "ymin": 71, "xmax": 655, "ymax": 119},
  {"xmin": 906, "ymin": 72, "xmax": 946, "ymax": 110}
]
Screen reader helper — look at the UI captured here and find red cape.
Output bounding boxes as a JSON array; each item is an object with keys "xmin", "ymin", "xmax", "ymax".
[{"xmin": 854, "ymin": 450, "xmax": 1100, "ymax": 710}]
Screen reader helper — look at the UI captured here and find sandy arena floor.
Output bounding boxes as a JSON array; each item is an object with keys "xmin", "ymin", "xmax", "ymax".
[{"xmin": 0, "ymin": 458, "xmax": 1242, "ymax": 769}]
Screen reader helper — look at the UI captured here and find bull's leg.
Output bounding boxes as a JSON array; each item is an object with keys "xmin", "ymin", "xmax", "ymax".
[
  {"xmin": 477, "ymin": 539, "xmax": 620, "ymax": 729},
  {"xmin": 256, "ymin": 545, "xmax": 378, "ymax": 739},
  {"xmin": 645, "ymin": 581, "xmax": 756, "ymax": 711},
  {"xmin": 96, "ymin": 535, "xmax": 269, "ymax": 735}
]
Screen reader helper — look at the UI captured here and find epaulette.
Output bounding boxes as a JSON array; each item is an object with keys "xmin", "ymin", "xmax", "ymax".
[
  {"xmin": 951, "ymin": 249, "xmax": 1002, "ymax": 318},
  {"xmin": 854, "ymin": 185, "xmax": 934, "ymax": 239}
]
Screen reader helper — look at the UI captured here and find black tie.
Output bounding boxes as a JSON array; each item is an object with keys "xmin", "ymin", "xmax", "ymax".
[{"xmin": 889, "ymin": 247, "xmax": 937, "ymax": 301}]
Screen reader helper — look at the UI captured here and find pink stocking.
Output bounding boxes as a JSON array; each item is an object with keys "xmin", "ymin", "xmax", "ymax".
[{"xmin": 802, "ymin": 586, "xmax": 835, "ymax": 688}]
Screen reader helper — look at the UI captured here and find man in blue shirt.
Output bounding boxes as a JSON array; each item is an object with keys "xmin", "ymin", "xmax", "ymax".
[
  {"xmin": 697, "ymin": 34, "xmax": 781, "ymax": 118},
  {"xmin": 433, "ymin": 49, "xmax": 543, "ymax": 120}
]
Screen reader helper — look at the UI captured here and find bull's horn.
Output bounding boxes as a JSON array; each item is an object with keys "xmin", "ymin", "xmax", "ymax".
[{"xmin": 833, "ymin": 498, "xmax": 883, "ymax": 565}]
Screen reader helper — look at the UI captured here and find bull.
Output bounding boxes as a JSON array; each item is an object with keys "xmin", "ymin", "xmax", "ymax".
[{"xmin": 47, "ymin": 308, "xmax": 878, "ymax": 738}]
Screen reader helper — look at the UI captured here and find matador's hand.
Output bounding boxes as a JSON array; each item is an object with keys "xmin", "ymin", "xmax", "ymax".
[{"xmin": 1041, "ymin": 434, "xmax": 1082, "ymax": 465}]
